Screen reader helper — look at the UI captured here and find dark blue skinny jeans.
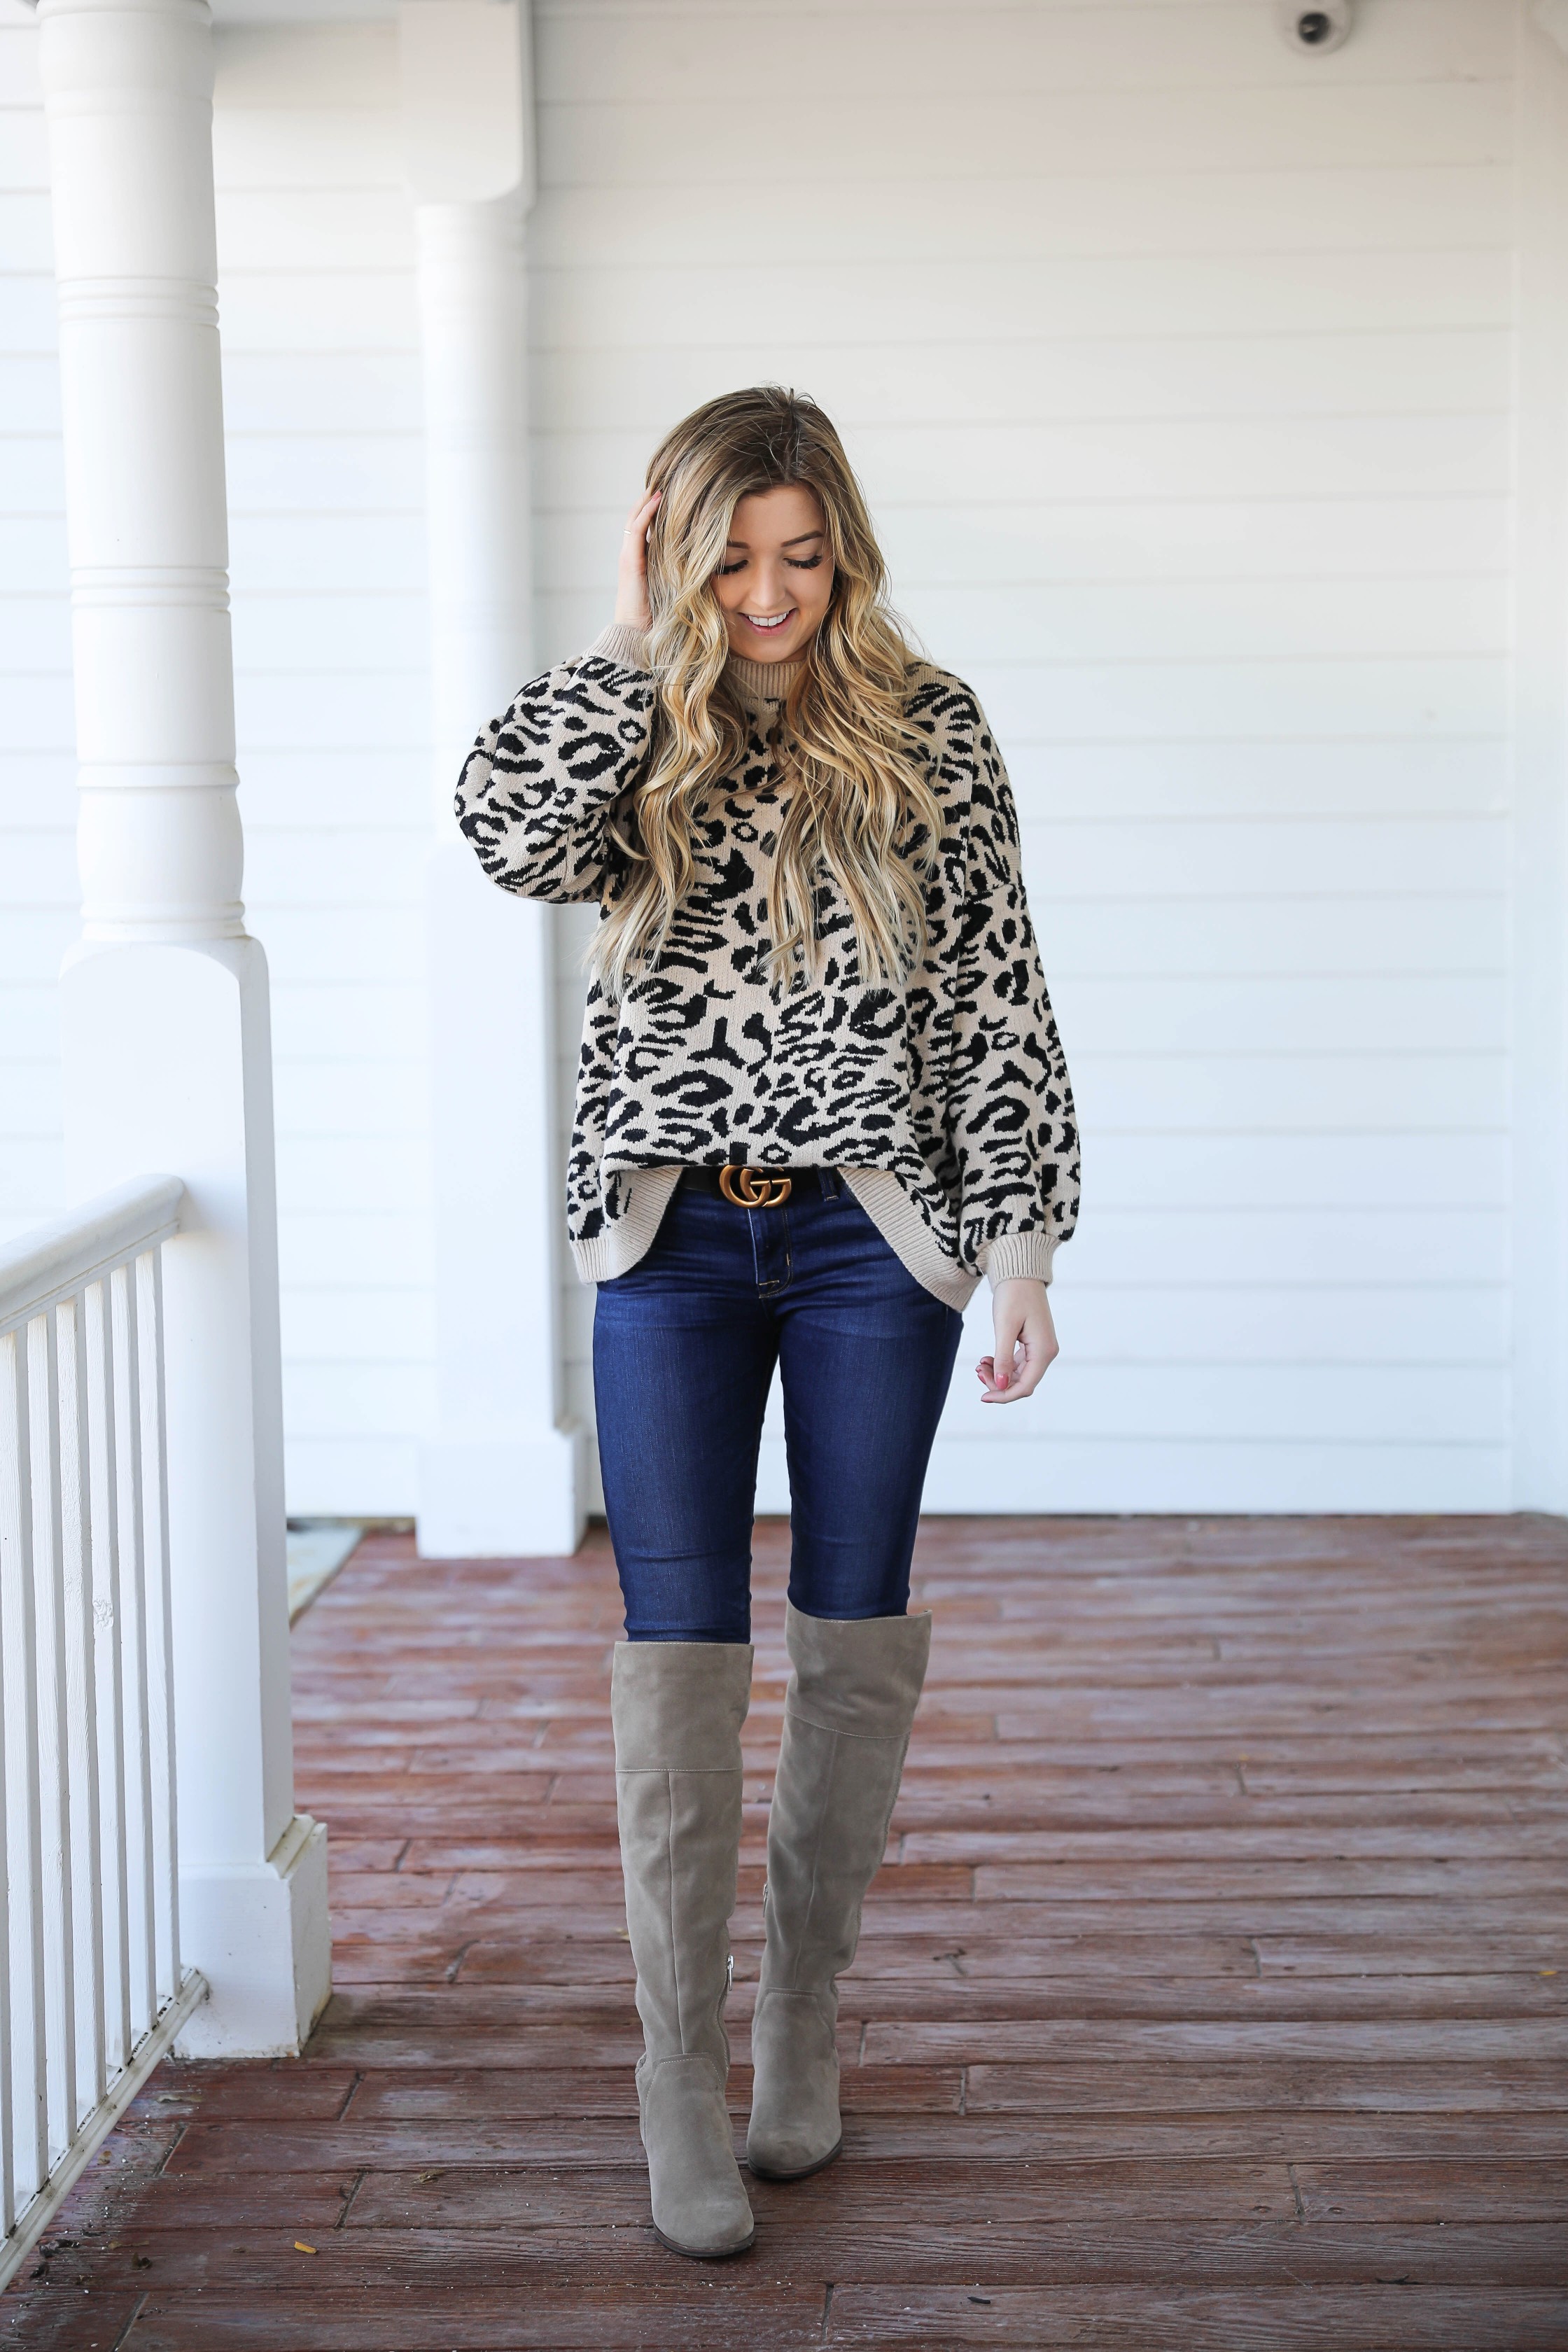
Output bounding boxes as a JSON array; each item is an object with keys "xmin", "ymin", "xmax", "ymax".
[{"xmin": 593, "ymin": 1168, "xmax": 964, "ymax": 1643}]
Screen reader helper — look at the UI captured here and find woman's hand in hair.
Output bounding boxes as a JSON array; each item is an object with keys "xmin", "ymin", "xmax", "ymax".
[
  {"xmin": 614, "ymin": 489, "xmax": 662, "ymax": 632},
  {"xmin": 976, "ymin": 1278, "xmax": 1059, "ymax": 1404}
]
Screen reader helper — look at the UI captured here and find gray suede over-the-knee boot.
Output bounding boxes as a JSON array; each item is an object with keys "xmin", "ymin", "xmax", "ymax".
[
  {"xmin": 612, "ymin": 1640, "xmax": 756, "ymax": 2258},
  {"xmin": 746, "ymin": 1602, "xmax": 932, "ymax": 2181}
]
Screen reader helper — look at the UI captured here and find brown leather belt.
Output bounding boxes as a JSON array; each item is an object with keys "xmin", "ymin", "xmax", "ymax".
[{"xmin": 680, "ymin": 1163, "xmax": 827, "ymax": 1208}]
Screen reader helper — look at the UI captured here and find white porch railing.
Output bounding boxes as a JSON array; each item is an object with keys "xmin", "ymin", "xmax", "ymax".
[{"xmin": 0, "ymin": 1177, "xmax": 207, "ymax": 2289}]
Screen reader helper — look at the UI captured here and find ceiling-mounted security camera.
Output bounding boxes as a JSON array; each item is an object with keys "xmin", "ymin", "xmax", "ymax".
[{"xmin": 1278, "ymin": 0, "xmax": 1352, "ymax": 50}]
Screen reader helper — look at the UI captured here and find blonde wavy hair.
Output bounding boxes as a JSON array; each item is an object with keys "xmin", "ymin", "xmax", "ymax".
[{"xmin": 589, "ymin": 387, "xmax": 942, "ymax": 1000}]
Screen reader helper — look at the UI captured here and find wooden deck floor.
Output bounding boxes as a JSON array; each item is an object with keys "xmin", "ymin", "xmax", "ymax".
[{"xmin": 5, "ymin": 1513, "xmax": 1567, "ymax": 2348}]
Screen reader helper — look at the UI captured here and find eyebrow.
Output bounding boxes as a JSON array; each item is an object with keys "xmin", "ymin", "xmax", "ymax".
[{"xmin": 724, "ymin": 529, "xmax": 825, "ymax": 550}]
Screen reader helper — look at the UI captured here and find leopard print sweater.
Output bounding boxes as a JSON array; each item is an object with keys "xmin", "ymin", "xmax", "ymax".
[{"xmin": 455, "ymin": 625, "xmax": 1079, "ymax": 1309}]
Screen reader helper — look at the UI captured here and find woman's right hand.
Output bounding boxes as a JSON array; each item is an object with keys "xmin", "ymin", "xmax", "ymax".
[{"xmin": 613, "ymin": 489, "xmax": 662, "ymax": 631}]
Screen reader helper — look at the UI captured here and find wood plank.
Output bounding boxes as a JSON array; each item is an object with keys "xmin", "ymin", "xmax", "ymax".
[
  {"xmin": 1254, "ymin": 1935, "xmax": 1568, "ymax": 1975},
  {"xmin": 26, "ymin": 2219, "xmax": 1568, "ymax": 2293},
  {"xmin": 822, "ymin": 2285, "xmax": 1568, "ymax": 2348},
  {"xmin": 455, "ymin": 1931, "xmax": 1261, "ymax": 1982},
  {"xmin": 160, "ymin": 2113, "xmax": 1568, "ymax": 2172},
  {"xmin": 126, "ymin": 2067, "xmax": 359, "ymax": 2122},
  {"xmin": 315, "ymin": 1970, "xmax": 1568, "ymax": 2022},
  {"xmin": 115, "ymin": 2288, "xmax": 825, "ymax": 2349},
  {"xmin": 31, "ymin": 2172, "xmax": 363, "ymax": 2230},
  {"xmin": 973, "ymin": 1858, "xmax": 1567, "ymax": 1898},
  {"xmin": 346, "ymin": 2158, "xmax": 1300, "ymax": 2230},
  {"xmin": 0, "ymin": 2292, "xmax": 144, "ymax": 2351},
  {"xmin": 1294, "ymin": 2162, "xmax": 1568, "ymax": 2222},
  {"xmin": 850, "ymin": 1898, "xmax": 1568, "ymax": 1936},
  {"xmin": 344, "ymin": 2064, "xmax": 962, "ymax": 2122},
  {"xmin": 904, "ymin": 1821, "xmax": 1568, "ymax": 1858},
  {"xmin": 863, "ymin": 2018, "xmax": 1568, "ymax": 2063},
  {"xmin": 340, "ymin": 1893, "xmax": 1565, "ymax": 1940},
  {"xmin": 964, "ymin": 2059, "xmax": 1568, "ymax": 2114}
]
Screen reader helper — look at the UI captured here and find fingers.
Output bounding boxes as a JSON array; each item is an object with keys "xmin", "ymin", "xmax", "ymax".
[
  {"xmin": 990, "ymin": 1294, "xmax": 1026, "ymax": 1394},
  {"xmin": 974, "ymin": 1287, "xmax": 1060, "ymax": 1405},
  {"xmin": 974, "ymin": 1326, "xmax": 1023, "ymax": 1403},
  {"xmin": 613, "ymin": 491, "xmax": 662, "ymax": 630},
  {"xmin": 622, "ymin": 489, "xmax": 662, "ymax": 556},
  {"xmin": 997, "ymin": 1339, "xmax": 1055, "ymax": 1402},
  {"xmin": 975, "ymin": 1339, "xmax": 1055, "ymax": 1404},
  {"xmin": 975, "ymin": 1349, "xmax": 1026, "ymax": 1404}
]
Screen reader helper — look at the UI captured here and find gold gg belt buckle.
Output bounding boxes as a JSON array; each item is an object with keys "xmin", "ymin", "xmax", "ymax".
[{"xmin": 719, "ymin": 1163, "xmax": 792, "ymax": 1207}]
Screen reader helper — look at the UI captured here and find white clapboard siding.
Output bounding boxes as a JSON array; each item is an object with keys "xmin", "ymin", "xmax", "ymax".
[
  {"xmin": 532, "ymin": 265, "xmax": 1513, "ymax": 354},
  {"xmin": 537, "ymin": 0, "xmax": 1511, "ymax": 95},
  {"xmin": 540, "ymin": 498, "xmax": 1516, "ymax": 586},
  {"xmin": 541, "ymin": 85, "xmax": 1515, "ymax": 188},
  {"xmin": 528, "ymin": 174, "xmax": 1517, "ymax": 270},
  {"xmin": 214, "ymin": 22, "xmax": 431, "ymax": 1516},
  {"xmin": 1074, "ymin": 1051, "xmax": 1507, "ymax": 1131},
  {"xmin": 538, "ymin": 0, "xmax": 1520, "ymax": 1512},
  {"xmin": 545, "ymin": 578, "xmax": 1509, "ymax": 666}
]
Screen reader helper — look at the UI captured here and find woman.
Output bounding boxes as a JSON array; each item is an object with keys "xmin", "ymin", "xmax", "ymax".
[{"xmin": 456, "ymin": 388, "xmax": 1078, "ymax": 2259}]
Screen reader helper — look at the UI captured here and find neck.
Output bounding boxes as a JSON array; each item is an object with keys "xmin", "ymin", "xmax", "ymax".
[{"xmin": 725, "ymin": 648, "xmax": 806, "ymax": 704}]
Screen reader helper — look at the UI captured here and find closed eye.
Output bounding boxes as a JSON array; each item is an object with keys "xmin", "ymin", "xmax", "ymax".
[{"xmin": 715, "ymin": 554, "xmax": 824, "ymax": 576}]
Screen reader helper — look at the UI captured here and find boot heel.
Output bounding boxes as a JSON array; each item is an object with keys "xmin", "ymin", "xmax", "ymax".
[{"xmin": 746, "ymin": 2123, "xmax": 844, "ymax": 2184}]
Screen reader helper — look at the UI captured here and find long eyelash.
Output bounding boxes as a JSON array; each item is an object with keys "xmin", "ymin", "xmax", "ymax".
[{"xmin": 716, "ymin": 555, "xmax": 822, "ymax": 578}]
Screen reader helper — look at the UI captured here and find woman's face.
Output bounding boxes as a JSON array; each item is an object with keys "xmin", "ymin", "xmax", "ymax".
[{"xmin": 711, "ymin": 482, "xmax": 835, "ymax": 664}]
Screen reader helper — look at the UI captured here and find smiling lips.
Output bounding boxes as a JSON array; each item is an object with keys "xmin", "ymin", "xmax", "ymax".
[{"xmin": 742, "ymin": 610, "xmax": 794, "ymax": 631}]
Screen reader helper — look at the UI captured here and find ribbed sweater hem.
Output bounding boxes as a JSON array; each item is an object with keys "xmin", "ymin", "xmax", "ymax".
[
  {"xmin": 570, "ymin": 1166, "xmax": 685, "ymax": 1287},
  {"xmin": 840, "ymin": 1170, "xmax": 980, "ymax": 1308}
]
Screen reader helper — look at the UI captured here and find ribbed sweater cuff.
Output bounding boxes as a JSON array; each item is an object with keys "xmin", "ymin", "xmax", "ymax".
[
  {"xmin": 587, "ymin": 623, "xmax": 652, "ymax": 671},
  {"xmin": 979, "ymin": 1231, "xmax": 1058, "ymax": 1290}
]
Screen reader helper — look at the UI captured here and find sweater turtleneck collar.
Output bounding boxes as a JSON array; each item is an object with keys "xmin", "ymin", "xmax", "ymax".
[{"xmin": 725, "ymin": 650, "xmax": 806, "ymax": 707}]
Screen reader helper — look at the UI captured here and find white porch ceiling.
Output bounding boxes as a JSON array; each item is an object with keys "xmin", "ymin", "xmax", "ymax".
[
  {"xmin": 0, "ymin": 1, "xmax": 400, "ymax": 16},
  {"xmin": 210, "ymin": 1, "xmax": 398, "ymax": 18}
]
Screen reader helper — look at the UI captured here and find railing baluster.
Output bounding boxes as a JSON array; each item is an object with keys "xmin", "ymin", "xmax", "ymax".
[
  {"xmin": 143, "ymin": 1250, "xmax": 180, "ymax": 2001},
  {"xmin": 93, "ymin": 1271, "xmax": 132, "ymax": 2080},
  {"xmin": 120, "ymin": 1263, "xmax": 158, "ymax": 2043},
  {"xmin": 37, "ymin": 1307, "xmax": 78, "ymax": 2160},
  {"xmin": 0, "ymin": 1330, "xmax": 21, "ymax": 2236},
  {"xmin": 88, "ymin": 1273, "xmax": 132, "ymax": 2081},
  {"xmin": 62, "ymin": 1289, "xmax": 107, "ymax": 2114},
  {"xmin": 7, "ymin": 1324, "xmax": 50, "ymax": 2209}
]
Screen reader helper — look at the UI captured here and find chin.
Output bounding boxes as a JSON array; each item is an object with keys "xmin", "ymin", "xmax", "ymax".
[{"xmin": 729, "ymin": 622, "xmax": 811, "ymax": 662}]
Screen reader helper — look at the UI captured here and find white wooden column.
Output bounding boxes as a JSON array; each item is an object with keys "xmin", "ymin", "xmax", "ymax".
[
  {"xmin": 403, "ymin": 0, "xmax": 584, "ymax": 1558},
  {"xmin": 36, "ymin": 0, "xmax": 330, "ymax": 2053}
]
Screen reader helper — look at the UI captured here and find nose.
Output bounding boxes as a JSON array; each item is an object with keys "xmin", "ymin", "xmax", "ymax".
[{"xmin": 749, "ymin": 555, "xmax": 792, "ymax": 613}]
